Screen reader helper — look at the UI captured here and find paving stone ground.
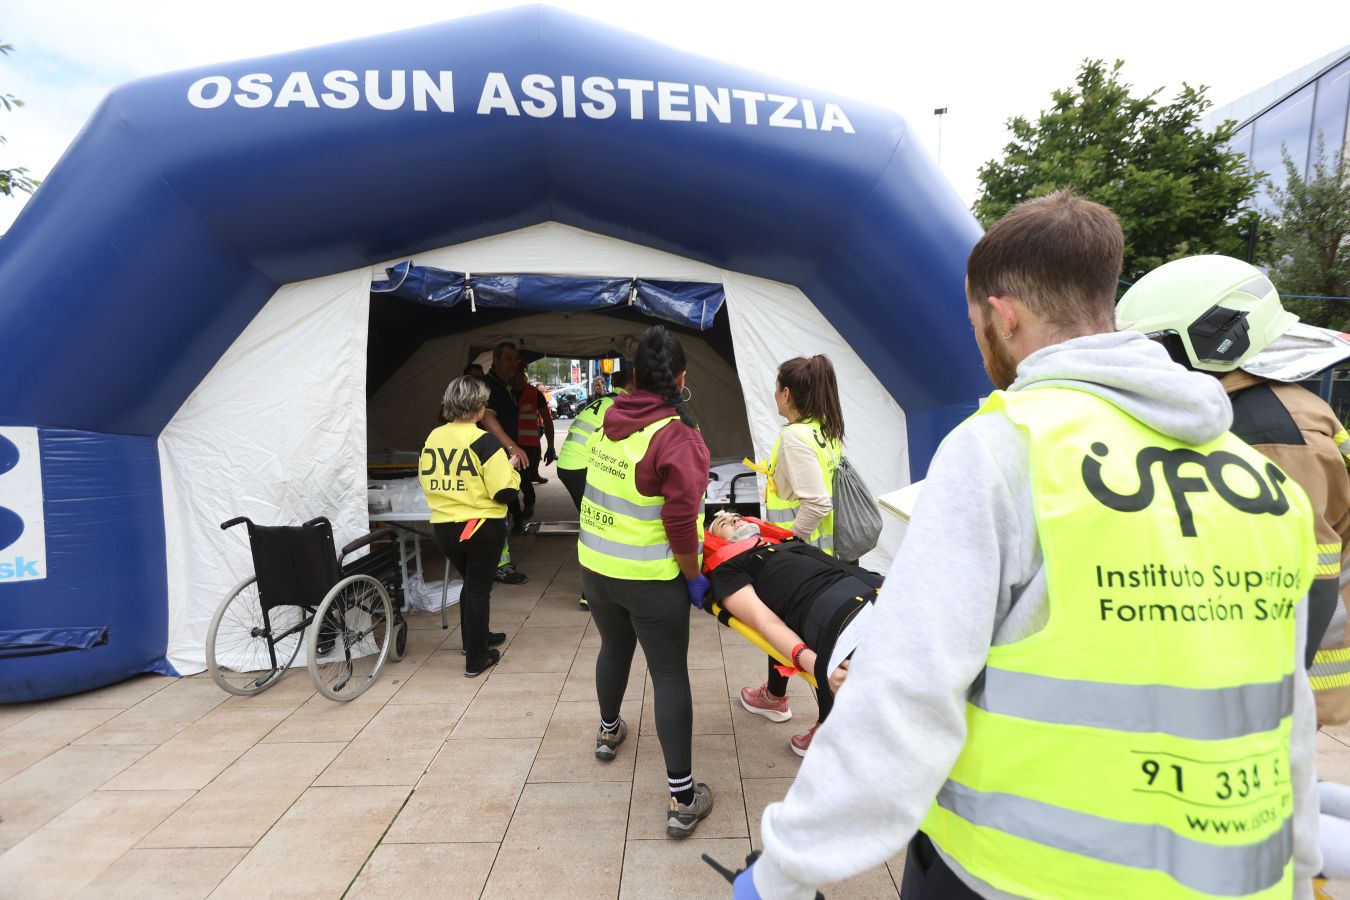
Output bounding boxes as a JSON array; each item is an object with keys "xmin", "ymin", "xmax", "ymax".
[{"xmin": 2, "ymin": 429, "xmax": 1348, "ymax": 898}]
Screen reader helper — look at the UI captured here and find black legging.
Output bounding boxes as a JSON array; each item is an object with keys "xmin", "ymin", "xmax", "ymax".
[
  {"xmin": 520, "ymin": 446, "xmax": 540, "ymax": 510},
  {"xmin": 583, "ymin": 570, "xmax": 692, "ymax": 773},
  {"xmin": 433, "ymin": 518, "xmax": 506, "ymax": 661}
]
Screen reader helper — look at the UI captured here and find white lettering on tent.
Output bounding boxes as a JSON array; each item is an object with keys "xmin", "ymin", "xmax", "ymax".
[
  {"xmin": 731, "ymin": 89, "xmax": 766, "ymax": 125},
  {"xmin": 234, "ymin": 73, "xmax": 273, "ymax": 108},
  {"xmin": 559, "ymin": 75, "xmax": 578, "ymax": 118},
  {"xmin": 520, "ymin": 74, "xmax": 557, "ymax": 118},
  {"xmin": 183, "ymin": 70, "xmax": 857, "ymax": 137},
  {"xmin": 694, "ymin": 85, "xmax": 730, "ymax": 124},
  {"xmin": 366, "ymin": 70, "xmax": 406, "ymax": 111},
  {"xmin": 820, "ymin": 103, "xmax": 855, "ymax": 134},
  {"xmin": 581, "ymin": 76, "xmax": 616, "ymax": 119},
  {"xmin": 801, "ymin": 98, "xmax": 818, "ymax": 131},
  {"xmin": 616, "ymin": 79, "xmax": 654, "ymax": 120},
  {"xmin": 767, "ymin": 94, "xmax": 802, "ymax": 129},
  {"xmin": 479, "ymin": 72, "xmax": 521, "ymax": 116},
  {"xmin": 322, "ymin": 71, "xmax": 360, "ymax": 109},
  {"xmin": 275, "ymin": 72, "xmax": 320, "ymax": 108},
  {"xmin": 658, "ymin": 82, "xmax": 690, "ymax": 122},
  {"xmin": 412, "ymin": 71, "xmax": 454, "ymax": 112},
  {"xmin": 188, "ymin": 76, "xmax": 231, "ymax": 108}
]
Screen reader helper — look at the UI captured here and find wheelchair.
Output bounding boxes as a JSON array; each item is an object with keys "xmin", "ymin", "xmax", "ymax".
[{"xmin": 206, "ymin": 516, "xmax": 409, "ymax": 702}]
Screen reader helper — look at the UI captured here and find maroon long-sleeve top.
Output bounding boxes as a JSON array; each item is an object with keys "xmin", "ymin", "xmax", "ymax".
[{"xmin": 600, "ymin": 389, "xmax": 710, "ymax": 556}]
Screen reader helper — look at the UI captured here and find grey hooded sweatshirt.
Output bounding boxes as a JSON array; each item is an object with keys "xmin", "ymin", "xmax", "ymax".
[{"xmin": 755, "ymin": 331, "xmax": 1321, "ymax": 899}]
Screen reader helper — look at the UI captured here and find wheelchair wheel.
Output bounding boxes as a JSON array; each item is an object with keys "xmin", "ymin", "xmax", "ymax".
[
  {"xmin": 387, "ymin": 615, "xmax": 408, "ymax": 663},
  {"xmin": 206, "ymin": 576, "xmax": 304, "ymax": 696},
  {"xmin": 307, "ymin": 574, "xmax": 392, "ymax": 701}
]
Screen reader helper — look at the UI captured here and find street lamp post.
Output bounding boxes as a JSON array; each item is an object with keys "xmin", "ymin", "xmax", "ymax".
[{"xmin": 934, "ymin": 107, "xmax": 948, "ymax": 167}]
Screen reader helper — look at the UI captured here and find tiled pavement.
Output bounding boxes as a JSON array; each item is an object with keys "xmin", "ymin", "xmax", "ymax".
[{"xmin": 2, "ymin": 472, "xmax": 1350, "ymax": 898}]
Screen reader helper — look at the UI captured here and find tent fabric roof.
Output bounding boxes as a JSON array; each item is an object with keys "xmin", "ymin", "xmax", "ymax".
[{"xmin": 0, "ymin": 6, "xmax": 983, "ymax": 701}]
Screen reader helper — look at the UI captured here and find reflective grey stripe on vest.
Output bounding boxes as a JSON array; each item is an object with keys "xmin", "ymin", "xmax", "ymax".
[
  {"xmin": 764, "ymin": 507, "xmax": 795, "ymax": 524},
  {"xmin": 936, "ymin": 781, "xmax": 1290, "ymax": 896},
  {"xmin": 572, "ymin": 418, "xmax": 598, "ymax": 434},
  {"xmin": 578, "ymin": 530, "xmax": 673, "ymax": 561},
  {"xmin": 1311, "ymin": 653, "xmax": 1350, "ymax": 680},
  {"xmin": 583, "ymin": 483, "xmax": 664, "ymax": 522},
  {"xmin": 564, "ymin": 430, "xmax": 591, "ymax": 447},
  {"xmin": 809, "ymin": 534, "xmax": 833, "ymax": 553},
  {"xmin": 1319, "ymin": 551, "xmax": 1341, "ymax": 566},
  {"xmin": 973, "ymin": 668, "xmax": 1294, "ymax": 741}
]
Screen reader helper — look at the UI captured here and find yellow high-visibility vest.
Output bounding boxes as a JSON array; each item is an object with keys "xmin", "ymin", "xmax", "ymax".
[
  {"xmin": 922, "ymin": 387, "xmax": 1315, "ymax": 899},
  {"xmin": 764, "ymin": 419, "xmax": 840, "ymax": 555},
  {"xmin": 578, "ymin": 416, "xmax": 703, "ymax": 580}
]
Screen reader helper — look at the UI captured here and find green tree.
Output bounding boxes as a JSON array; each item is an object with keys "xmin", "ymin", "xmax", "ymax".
[
  {"xmin": 975, "ymin": 59, "xmax": 1262, "ymax": 285},
  {"xmin": 1, "ymin": 41, "xmax": 38, "ymax": 199},
  {"xmin": 1265, "ymin": 137, "xmax": 1350, "ymax": 330}
]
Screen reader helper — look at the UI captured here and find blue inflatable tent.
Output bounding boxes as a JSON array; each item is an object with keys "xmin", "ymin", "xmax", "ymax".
[{"xmin": 0, "ymin": 5, "xmax": 984, "ymax": 701}]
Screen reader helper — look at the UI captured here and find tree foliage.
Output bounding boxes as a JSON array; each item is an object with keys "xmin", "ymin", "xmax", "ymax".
[
  {"xmin": 1, "ymin": 41, "xmax": 39, "ymax": 199},
  {"xmin": 975, "ymin": 60, "xmax": 1262, "ymax": 285},
  {"xmin": 1265, "ymin": 137, "xmax": 1350, "ymax": 330}
]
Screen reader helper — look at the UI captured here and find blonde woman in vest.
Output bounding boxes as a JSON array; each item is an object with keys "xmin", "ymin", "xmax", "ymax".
[
  {"xmin": 740, "ymin": 355, "xmax": 845, "ymax": 754},
  {"xmin": 419, "ymin": 376, "xmax": 521, "ymax": 678},
  {"xmin": 578, "ymin": 326, "xmax": 714, "ymax": 838}
]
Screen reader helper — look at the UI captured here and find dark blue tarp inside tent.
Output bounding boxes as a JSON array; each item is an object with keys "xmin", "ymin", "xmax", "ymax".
[{"xmin": 0, "ymin": 5, "xmax": 986, "ymax": 701}]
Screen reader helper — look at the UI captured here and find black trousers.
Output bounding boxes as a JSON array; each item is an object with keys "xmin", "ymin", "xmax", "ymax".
[
  {"xmin": 583, "ymin": 569, "xmax": 692, "ymax": 773},
  {"xmin": 433, "ymin": 518, "xmax": 506, "ymax": 662},
  {"xmin": 519, "ymin": 445, "xmax": 540, "ymax": 510},
  {"xmin": 900, "ymin": 833, "xmax": 983, "ymax": 899},
  {"xmin": 764, "ymin": 577, "xmax": 873, "ymax": 723}
]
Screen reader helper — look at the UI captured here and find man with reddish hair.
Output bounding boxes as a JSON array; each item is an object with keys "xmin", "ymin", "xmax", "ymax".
[{"xmin": 734, "ymin": 192, "xmax": 1322, "ymax": 899}]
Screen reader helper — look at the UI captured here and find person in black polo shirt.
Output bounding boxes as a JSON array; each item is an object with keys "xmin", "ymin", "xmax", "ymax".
[
  {"xmin": 481, "ymin": 342, "xmax": 529, "ymax": 584},
  {"xmin": 703, "ymin": 511, "xmax": 879, "ymax": 756}
]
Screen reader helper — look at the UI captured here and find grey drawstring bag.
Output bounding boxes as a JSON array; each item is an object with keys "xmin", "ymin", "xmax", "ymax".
[{"xmin": 833, "ymin": 456, "xmax": 882, "ymax": 562}]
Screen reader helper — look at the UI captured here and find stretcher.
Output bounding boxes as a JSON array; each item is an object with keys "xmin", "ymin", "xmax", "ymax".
[{"xmin": 707, "ymin": 599, "xmax": 818, "ymax": 689}]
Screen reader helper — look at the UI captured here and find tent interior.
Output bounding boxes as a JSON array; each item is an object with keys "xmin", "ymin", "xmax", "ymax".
[{"xmin": 158, "ymin": 222, "xmax": 911, "ymax": 675}]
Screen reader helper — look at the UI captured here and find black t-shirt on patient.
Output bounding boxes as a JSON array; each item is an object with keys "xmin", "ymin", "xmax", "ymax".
[{"xmin": 711, "ymin": 542, "xmax": 868, "ymax": 638}]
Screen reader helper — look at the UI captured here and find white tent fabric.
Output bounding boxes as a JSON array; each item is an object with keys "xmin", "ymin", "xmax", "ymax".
[
  {"xmin": 368, "ymin": 312, "xmax": 754, "ymax": 459},
  {"xmin": 159, "ymin": 271, "xmax": 371, "ymax": 674},
  {"xmin": 158, "ymin": 222, "xmax": 910, "ymax": 676}
]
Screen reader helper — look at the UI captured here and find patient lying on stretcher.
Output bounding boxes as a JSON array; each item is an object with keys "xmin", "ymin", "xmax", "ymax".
[{"xmin": 704, "ymin": 511, "xmax": 881, "ymax": 752}]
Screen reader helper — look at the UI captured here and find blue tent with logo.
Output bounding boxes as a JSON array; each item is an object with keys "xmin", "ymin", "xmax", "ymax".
[{"xmin": 0, "ymin": 5, "xmax": 984, "ymax": 701}]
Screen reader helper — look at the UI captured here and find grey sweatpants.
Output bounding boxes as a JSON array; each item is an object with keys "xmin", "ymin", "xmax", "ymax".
[{"xmin": 582, "ymin": 569, "xmax": 692, "ymax": 773}]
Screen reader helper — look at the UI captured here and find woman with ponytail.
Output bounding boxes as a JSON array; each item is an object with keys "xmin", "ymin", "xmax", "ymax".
[
  {"xmin": 578, "ymin": 325, "xmax": 714, "ymax": 838},
  {"xmin": 739, "ymin": 354, "xmax": 845, "ymax": 756}
]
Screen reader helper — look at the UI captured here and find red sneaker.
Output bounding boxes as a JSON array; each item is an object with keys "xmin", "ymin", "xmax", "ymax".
[
  {"xmin": 739, "ymin": 682, "xmax": 792, "ymax": 723},
  {"xmin": 790, "ymin": 722, "xmax": 820, "ymax": 757}
]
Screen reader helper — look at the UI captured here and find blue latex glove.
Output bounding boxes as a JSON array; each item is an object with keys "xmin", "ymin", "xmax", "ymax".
[
  {"xmin": 732, "ymin": 861, "xmax": 761, "ymax": 898},
  {"xmin": 686, "ymin": 574, "xmax": 711, "ymax": 609}
]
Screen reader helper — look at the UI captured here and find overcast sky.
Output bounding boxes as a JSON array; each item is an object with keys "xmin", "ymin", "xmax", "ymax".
[{"xmin": 1, "ymin": 0, "xmax": 1347, "ymax": 235}]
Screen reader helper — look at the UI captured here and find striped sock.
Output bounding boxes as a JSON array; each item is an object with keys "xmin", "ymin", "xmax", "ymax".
[
  {"xmin": 601, "ymin": 716, "xmax": 620, "ymax": 734},
  {"xmin": 668, "ymin": 770, "xmax": 694, "ymax": 806}
]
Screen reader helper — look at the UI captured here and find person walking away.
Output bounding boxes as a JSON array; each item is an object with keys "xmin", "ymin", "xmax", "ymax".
[
  {"xmin": 558, "ymin": 367, "xmax": 632, "ymax": 608},
  {"xmin": 514, "ymin": 367, "xmax": 556, "ymax": 522},
  {"xmin": 742, "ymin": 356, "xmax": 845, "ymax": 753},
  {"xmin": 1118, "ymin": 254, "xmax": 1350, "ymax": 891},
  {"xmin": 734, "ymin": 192, "xmax": 1321, "ymax": 899},
  {"xmin": 579, "ymin": 327, "xmax": 714, "ymax": 838},
  {"xmin": 419, "ymin": 377, "xmax": 520, "ymax": 677},
  {"xmin": 480, "ymin": 342, "xmax": 529, "ymax": 584}
]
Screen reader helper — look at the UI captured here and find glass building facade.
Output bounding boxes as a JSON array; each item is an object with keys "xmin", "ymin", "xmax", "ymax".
[{"xmin": 1214, "ymin": 49, "xmax": 1350, "ymax": 212}]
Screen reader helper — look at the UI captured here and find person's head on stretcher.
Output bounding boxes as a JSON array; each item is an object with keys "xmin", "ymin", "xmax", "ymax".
[{"xmin": 703, "ymin": 511, "xmax": 795, "ymax": 574}]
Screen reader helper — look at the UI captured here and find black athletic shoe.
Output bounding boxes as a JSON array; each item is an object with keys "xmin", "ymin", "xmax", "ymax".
[
  {"xmin": 460, "ymin": 632, "xmax": 507, "ymax": 655},
  {"xmin": 495, "ymin": 564, "xmax": 527, "ymax": 584},
  {"xmin": 465, "ymin": 647, "xmax": 501, "ymax": 678},
  {"xmin": 531, "ymin": 476, "xmax": 549, "ymax": 484}
]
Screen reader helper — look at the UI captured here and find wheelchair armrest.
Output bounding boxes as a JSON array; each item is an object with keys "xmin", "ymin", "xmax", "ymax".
[
  {"xmin": 220, "ymin": 517, "xmax": 250, "ymax": 531},
  {"xmin": 340, "ymin": 527, "xmax": 396, "ymax": 561}
]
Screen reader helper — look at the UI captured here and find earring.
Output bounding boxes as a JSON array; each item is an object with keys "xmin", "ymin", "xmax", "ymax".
[
  {"xmin": 680, "ymin": 385, "xmax": 692, "ymax": 402},
  {"xmin": 1002, "ymin": 332, "xmax": 1013, "ymax": 341}
]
